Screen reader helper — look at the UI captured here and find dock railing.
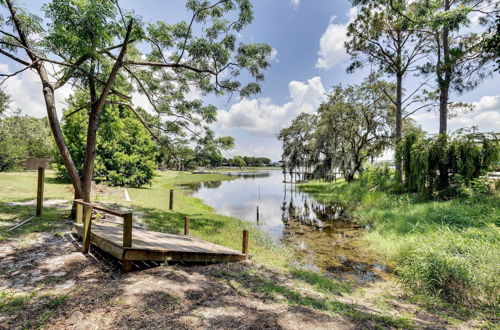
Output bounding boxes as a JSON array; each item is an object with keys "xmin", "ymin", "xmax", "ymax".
[{"xmin": 74, "ymin": 199, "xmax": 133, "ymax": 253}]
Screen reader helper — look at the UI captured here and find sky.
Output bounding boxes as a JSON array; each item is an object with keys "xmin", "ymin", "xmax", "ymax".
[{"xmin": 1, "ymin": 0, "xmax": 499, "ymax": 161}]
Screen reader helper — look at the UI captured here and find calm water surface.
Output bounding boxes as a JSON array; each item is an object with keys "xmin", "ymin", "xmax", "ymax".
[{"xmin": 182, "ymin": 170, "xmax": 385, "ymax": 279}]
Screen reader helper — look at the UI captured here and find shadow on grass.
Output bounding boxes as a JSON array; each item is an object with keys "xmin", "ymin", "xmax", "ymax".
[{"xmin": 0, "ymin": 202, "xmax": 70, "ymax": 241}]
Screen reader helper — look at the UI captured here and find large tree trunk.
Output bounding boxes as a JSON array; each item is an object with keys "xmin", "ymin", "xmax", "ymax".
[
  {"xmin": 37, "ymin": 66, "xmax": 84, "ymax": 200},
  {"xmin": 439, "ymin": 0, "xmax": 451, "ymax": 135}
]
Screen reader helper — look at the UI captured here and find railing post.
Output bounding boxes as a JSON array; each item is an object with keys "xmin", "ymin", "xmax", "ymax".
[
  {"xmin": 184, "ymin": 216, "xmax": 190, "ymax": 236},
  {"xmin": 82, "ymin": 205, "xmax": 92, "ymax": 253},
  {"xmin": 242, "ymin": 229, "xmax": 249, "ymax": 257},
  {"xmin": 36, "ymin": 167, "xmax": 45, "ymax": 216},
  {"xmin": 123, "ymin": 213, "xmax": 133, "ymax": 248},
  {"xmin": 76, "ymin": 202, "xmax": 83, "ymax": 224},
  {"xmin": 169, "ymin": 189, "xmax": 174, "ymax": 210}
]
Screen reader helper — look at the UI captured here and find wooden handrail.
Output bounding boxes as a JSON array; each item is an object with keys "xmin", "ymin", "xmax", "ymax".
[
  {"xmin": 74, "ymin": 199, "xmax": 133, "ymax": 250},
  {"xmin": 74, "ymin": 199, "xmax": 128, "ymax": 217}
]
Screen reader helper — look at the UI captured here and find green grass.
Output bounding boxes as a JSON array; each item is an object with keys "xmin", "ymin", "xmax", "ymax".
[
  {"xmin": 0, "ymin": 170, "xmax": 289, "ymax": 267},
  {"xmin": 299, "ymin": 179, "xmax": 500, "ymax": 309}
]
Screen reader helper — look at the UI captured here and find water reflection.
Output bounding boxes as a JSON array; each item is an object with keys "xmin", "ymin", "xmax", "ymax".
[{"xmin": 181, "ymin": 170, "xmax": 385, "ymax": 280}]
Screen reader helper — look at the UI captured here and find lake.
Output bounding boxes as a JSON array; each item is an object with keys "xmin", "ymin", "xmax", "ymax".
[{"xmin": 182, "ymin": 170, "xmax": 385, "ymax": 279}]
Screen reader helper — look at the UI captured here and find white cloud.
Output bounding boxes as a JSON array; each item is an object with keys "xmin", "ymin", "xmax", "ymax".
[
  {"xmin": 1, "ymin": 64, "xmax": 72, "ymax": 118},
  {"xmin": 291, "ymin": 0, "xmax": 300, "ymax": 9},
  {"xmin": 217, "ymin": 76, "xmax": 326, "ymax": 136},
  {"xmin": 473, "ymin": 95, "xmax": 500, "ymax": 112},
  {"xmin": 315, "ymin": 7, "xmax": 358, "ymax": 70},
  {"xmin": 270, "ymin": 48, "xmax": 279, "ymax": 63}
]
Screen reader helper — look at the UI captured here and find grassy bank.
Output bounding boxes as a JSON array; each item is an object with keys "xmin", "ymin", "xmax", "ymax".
[
  {"xmin": 299, "ymin": 176, "xmax": 500, "ymax": 310},
  {"xmin": 0, "ymin": 170, "xmax": 288, "ymax": 267}
]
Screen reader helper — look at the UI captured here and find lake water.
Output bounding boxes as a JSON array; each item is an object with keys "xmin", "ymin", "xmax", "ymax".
[{"xmin": 182, "ymin": 170, "xmax": 385, "ymax": 279}]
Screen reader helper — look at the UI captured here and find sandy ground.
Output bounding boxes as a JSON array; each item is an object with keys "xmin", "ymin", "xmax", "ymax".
[{"xmin": 0, "ymin": 229, "xmax": 485, "ymax": 330}]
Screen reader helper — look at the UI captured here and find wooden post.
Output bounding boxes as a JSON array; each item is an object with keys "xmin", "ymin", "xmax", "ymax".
[
  {"xmin": 184, "ymin": 216, "xmax": 190, "ymax": 236},
  {"xmin": 36, "ymin": 167, "xmax": 45, "ymax": 216},
  {"xmin": 256, "ymin": 206, "xmax": 259, "ymax": 223},
  {"xmin": 76, "ymin": 203, "xmax": 83, "ymax": 224},
  {"xmin": 169, "ymin": 189, "xmax": 174, "ymax": 210},
  {"xmin": 242, "ymin": 229, "xmax": 249, "ymax": 256},
  {"xmin": 82, "ymin": 205, "xmax": 92, "ymax": 253},
  {"xmin": 122, "ymin": 260, "xmax": 132, "ymax": 272},
  {"xmin": 123, "ymin": 213, "xmax": 133, "ymax": 248}
]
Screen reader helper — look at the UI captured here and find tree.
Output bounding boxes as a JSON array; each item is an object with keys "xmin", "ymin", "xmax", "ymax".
[
  {"xmin": 346, "ymin": 0, "xmax": 430, "ymax": 179},
  {"xmin": 55, "ymin": 91, "xmax": 157, "ymax": 187},
  {"xmin": 0, "ymin": 112, "xmax": 54, "ymax": 171},
  {"xmin": 0, "ymin": 0, "xmax": 272, "ymax": 204},
  {"xmin": 194, "ymin": 131, "xmax": 234, "ymax": 168},
  {"xmin": 406, "ymin": 0, "xmax": 498, "ymax": 134},
  {"xmin": 316, "ymin": 75, "xmax": 393, "ymax": 181},
  {"xmin": 0, "ymin": 89, "xmax": 9, "ymax": 116},
  {"xmin": 278, "ymin": 113, "xmax": 318, "ymax": 181},
  {"xmin": 232, "ymin": 156, "xmax": 246, "ymax": 168}
]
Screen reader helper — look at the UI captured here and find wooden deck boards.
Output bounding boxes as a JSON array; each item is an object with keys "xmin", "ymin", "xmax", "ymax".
[{"xmin": 72, "ymin": 221, "xmax": 246, "ymax": 264}]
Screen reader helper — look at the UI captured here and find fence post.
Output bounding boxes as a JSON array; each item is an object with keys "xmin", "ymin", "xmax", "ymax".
[
  {"xmin": 184, "ymin": 216, "xmax": 190, "ymax": 236},
  {"xmin": 36, "ymin": 167, "xmax": 45, "ymax": 216},
  {"xmin": 242, "ymin": 229, "xmax": 249, "ymax": 257},
  {"xmin": 82, "ymin": 205, "xmax": 92, "ymax": 253},
  {"xmin": 169, "ymin": 189, "xmax": 174, "ymax": 211},
  {"xmin": 76, "ymin": 202, "xmax": 83, "ymax": 224},
  {"xmin": 123, "ymin": 213, "xmax": 133, "ymax": 248},
  {"xmin": 256, "ymin": 206, "xmax": 259, "ymax": 223}
]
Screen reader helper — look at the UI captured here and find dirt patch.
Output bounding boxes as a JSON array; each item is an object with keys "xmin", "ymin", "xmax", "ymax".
[{"xmin": 0, "ymin": 229, "xmax": 485, "ymax": 329}]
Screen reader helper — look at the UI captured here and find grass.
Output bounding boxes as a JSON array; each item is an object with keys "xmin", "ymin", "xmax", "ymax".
[
  {"xmin": 0, "ymin": 170, "xmax": 289, "ymax": 267},
  {"xmin": 299, "ymin": 177, "xmax": 500, "ymax": 310}
]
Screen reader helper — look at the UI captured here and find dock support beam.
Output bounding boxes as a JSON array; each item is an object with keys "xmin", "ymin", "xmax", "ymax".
[
  {"xmin": 242, "ymin": 229, "xmax": 249, "ymax": 257},
  {"xmin": 184, "ymin": 216, "xmax": 190, "ymax": 236},
  {"xmin": 36, "ymin": 167, "xmax": 45, "ymax": 216},
  {"xmin": 169, "ymin": 189, "xmax": 174, "ymax": 210}
]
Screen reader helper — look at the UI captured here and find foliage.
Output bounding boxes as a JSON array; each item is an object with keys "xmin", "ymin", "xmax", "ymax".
[
  {"xmin": 397, "ymin": 128, "xmax": 500, "ymax": 196},
  {"xmin": 0, "ymin": 112, "xmax": 54, "ymax": 171},
  {"xmin": 0, "ymin": 0, "xmax": 272, "ymax": 201},
  {"xmin": 194, "ymin": 131, "xmax": 234, "ymax": 168},
  {"xmin": 278, "ymin": 113, "xmax": 318, "ymax": 177},
  {"xmin": 0, "ymin": 89, "xmax": 9, "ymax": 116},
  {"xmin": 55, "ymin": 92, "xmax": 157, "ymax": 187}
]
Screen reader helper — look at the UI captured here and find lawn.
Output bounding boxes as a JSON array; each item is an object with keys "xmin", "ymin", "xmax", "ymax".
[{"xmin": 0, "ymin": 170, "xmax": 288, "ymax": 267}]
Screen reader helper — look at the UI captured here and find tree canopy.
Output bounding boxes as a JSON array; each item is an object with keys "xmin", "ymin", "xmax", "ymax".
[{"xmin": 0, "ymin": 0, "xmax": 272, "ymax": 202}]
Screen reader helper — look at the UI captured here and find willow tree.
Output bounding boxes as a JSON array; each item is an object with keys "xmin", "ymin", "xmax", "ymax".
[
  {"xmin": 0, "ymin": 0, "xmax": 272, "ymax": 203},
  {"xmin": 346, "ymin": 0, "xmax": 430, "ymax": 179}
]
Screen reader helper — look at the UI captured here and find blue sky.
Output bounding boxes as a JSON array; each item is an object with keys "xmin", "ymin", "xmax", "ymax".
[{"xmin": 1, "ymin": 0, "xmax": 499, "ymax": 161}]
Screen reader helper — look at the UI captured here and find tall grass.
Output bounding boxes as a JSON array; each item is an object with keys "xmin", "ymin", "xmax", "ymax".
[{"xmin": 300, "ymin": 170, "xmax": 500, "ymax": 308}]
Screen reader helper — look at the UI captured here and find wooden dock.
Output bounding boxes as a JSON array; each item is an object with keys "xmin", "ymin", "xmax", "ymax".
[{"xmin": 72, "ymin": 200, "xmax": 247, "ymax": 271}]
